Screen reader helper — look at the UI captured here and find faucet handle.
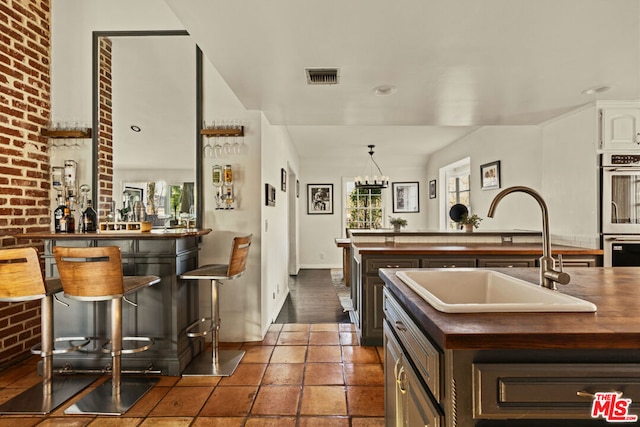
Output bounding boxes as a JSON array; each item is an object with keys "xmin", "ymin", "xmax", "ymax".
[{"xmin": 557, "ymin": 254, "xmax": 564, "ymax": 272}]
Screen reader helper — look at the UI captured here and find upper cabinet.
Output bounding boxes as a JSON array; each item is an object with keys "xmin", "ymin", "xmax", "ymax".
[{"xmin": 600, "ymin": 102, "xmax": 640, "ymax": 150}]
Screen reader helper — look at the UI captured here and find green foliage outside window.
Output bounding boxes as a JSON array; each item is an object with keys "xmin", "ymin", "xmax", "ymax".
[{"xmin": 346, "ymin": 187, "xmax": 383, "ymax": 229}]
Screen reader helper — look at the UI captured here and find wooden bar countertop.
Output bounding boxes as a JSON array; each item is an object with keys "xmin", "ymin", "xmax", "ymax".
[
  {"xmin": 15, "ymin": 228, "xmax": 212, "ymax": 241},
  {"xmin": 380, "ymin": 267, "xmax": 640, "ymax": 351},
  {"xmin": 354, "ymin": 242, "xmax": 603, "ymax": 256}
]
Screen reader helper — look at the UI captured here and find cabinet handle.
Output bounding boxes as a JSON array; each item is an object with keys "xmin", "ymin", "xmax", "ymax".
[
  {"xmin": 395, "ymin": 320, "xmax": 407, "ymax": 332},
  {"xmin": 386, "ymin": 265, "xmax": 400, "ymax": 268},
  {"xmin": 636, "ymin": 132, "xmax": 640, "ymax": 144},
  {"xmin": 577, "ymin": 390, "xmax": 623, "ymax": 399},
  {"xmin": 394, "ymin": 357, "xmax": 402, "ymax": 382},
  {"xmin": 397, "ymin": 365, "xmax": 407, "ymax": 394}
]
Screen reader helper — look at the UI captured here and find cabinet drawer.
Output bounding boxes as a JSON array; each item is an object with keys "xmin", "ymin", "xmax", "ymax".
[
  {"xmin": 477, "ymin": 257, "xmax": 536, "ymax": 268},
  {"xmin": 384, "ymin": 288, "xmax": 441, "ymax": 401},
  {"xmin": 422, "ymin": 257, "xmax": 476, "ymax": 268},
  {"xmin": 474, "ymin": 363, "xmax": 640, "ymax": 420},
  {"xmin": 364, "ymin": 257, "xmax": 419, "ymax": 273}
]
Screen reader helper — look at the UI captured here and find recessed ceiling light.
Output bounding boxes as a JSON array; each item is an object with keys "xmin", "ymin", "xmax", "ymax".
[
  {"xmin": 373, "ymin": 85, "xmax": 397, "ymax": 96},
  {"xmin": 582, "ymin": 85, "xmax": 612, "ymax": 95},
  {"xmin": 130, "ymin": 125, "xmax": 141, "ymax": 132}
]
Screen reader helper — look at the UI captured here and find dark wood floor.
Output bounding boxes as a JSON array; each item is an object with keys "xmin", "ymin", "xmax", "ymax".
[{"xmin": 275, "ymin": 269, "xmax": 351, "ymax": 324}]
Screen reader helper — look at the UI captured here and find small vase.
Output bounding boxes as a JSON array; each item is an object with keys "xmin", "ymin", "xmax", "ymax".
[
  {"xmin": 393, "ymin": 224, "xmax": 401, "ymax": 233},
  {"xmin": 464, "ymin": 224, "xmax": 474, "ymax": 233}
]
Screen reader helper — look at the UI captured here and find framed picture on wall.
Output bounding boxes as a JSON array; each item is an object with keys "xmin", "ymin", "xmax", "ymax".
[
  {"xmin": 429, "ymin": 180, "xmax": 436, "ymax": 199},
  {"xmin": 392, "ymin": 182, "xmax": 419, "ymax": 213},
  {"xmin": 281, "ymin": 168, "xmax": 287, "ymax": 192},
  {"xmin": 265, "ymin": 183, "xmax": 276, "ymax": 206},
  {"xmin": 307, "ymin": 184, "xmax": 333, "ymax": 214},
  {"xmin": 480, "ymin": 160, "xmax": 501, "ymax": 190}
]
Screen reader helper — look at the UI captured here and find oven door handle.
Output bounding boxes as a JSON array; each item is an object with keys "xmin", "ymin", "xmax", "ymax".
[
  {"xmin": 606, "ymin": 237, "xmax": 640, "ymax": 242},
  {"xmin": 606, "ymin": 167, "xmax": 640, "ymax": 172}
]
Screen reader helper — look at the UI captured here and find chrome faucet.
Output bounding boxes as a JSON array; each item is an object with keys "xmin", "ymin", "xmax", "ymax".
[{"xmin": 487, "ymin": 186, "xmax": 570, "ymax": 290}]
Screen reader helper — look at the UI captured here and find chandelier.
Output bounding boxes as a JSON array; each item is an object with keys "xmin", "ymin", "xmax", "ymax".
[{"xmin": 355, "ymin": 145, "xmax": 389, "ymax": 189}]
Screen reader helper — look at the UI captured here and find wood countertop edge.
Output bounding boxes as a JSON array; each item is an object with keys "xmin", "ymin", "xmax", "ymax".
[
  {"xmin": 355, "ymin": 244, "xmax": 603, "ymax": 255},
  {"xmin": 14, "ymin": 228, "xmax": 212, "ymax": 240},
  {"xmin": 381, "ymin": 267, "xmax": 640, "ymax": 350}
]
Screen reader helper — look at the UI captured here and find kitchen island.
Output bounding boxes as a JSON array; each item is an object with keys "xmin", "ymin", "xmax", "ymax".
[
  {"xmin": 15, "ymin": 229, "xmax": 211, "ymax": 376},
  {"xmin": 350, "ymin": 231, "xmax": 603, "ymax": 345},
  {"xmin": 381, "ymin": 267, "xmax": 640, "ymax": 426}
]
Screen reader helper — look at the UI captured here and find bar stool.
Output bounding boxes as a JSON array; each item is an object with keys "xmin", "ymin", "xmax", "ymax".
[
  {"xmin": 0, "ymin": 247, "xmax": 94, "ymax": 414},
  {"xmin": 53, "ymin": 246, "xmax": 160, "ymax": 415},
  {"xmin": 180, "ymin": 234, "xmax": 252, "ymax": 376}
]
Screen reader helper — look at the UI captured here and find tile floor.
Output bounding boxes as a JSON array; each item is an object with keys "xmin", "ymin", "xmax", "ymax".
[{"xmin": 0, "ymin": 323, "xmax": 384, "ymax": 426}]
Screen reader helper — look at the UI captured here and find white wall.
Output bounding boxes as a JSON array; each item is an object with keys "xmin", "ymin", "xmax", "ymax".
[
  {"xmin": 425, "ymin": 126, "xmax": 543, "ymax": 231},
  {"xmin": 298, "ymin": 158, "xmax": 429, "ymax": 268}
]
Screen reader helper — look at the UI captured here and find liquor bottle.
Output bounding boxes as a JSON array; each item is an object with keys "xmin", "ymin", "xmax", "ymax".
[
  {"xmin": 63, "ymin": 206, "xmax": 75, "ymax": 233},
  {"xmin": 82, "ymin": 200, "xmax": 97, "ymax": 232},
  {"xmin": 53, "ymin": 195, "xmax": 65, "ymax": 233}
]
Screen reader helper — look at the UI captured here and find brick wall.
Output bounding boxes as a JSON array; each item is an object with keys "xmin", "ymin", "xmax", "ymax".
[
  {"xmin": 0, "ymin": 0, "xmax": 51, "ymax": 367},
  {"xmin": 97, "ymin": 36, "xmax": 113, "ymax": 218}
]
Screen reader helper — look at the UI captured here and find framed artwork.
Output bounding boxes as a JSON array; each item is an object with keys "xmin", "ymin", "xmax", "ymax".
[
  {"xmin": 392, "ymin": 182, "xmax": 419, "ymax": 213},
  {"xmin": 480, "ymin": 160, "xmax": 501, "ymax": 190},
  {"xmin": 281, "ymin": 168, "xmax": 287, "ymax": 192},
  {"xmin": 123, "ymin": 186, "xmax": 143, "ymax": 208},
  {"xmin": 429, "ymin": 180, "xmax": 436, "ymax": 199},
  {"xmin": 307, "ymin": 184, "xmax": 333, "ymax": 214},
  {"xmin": 265, "ymin": 183, "xmax": 276, "ymax": 207}
]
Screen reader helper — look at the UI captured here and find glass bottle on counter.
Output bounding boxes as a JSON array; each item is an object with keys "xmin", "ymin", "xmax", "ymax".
[
  {"xmin": 63, "ymin": 206, "xmax": 75, "ymax": 233},
  {"xmin": 53, "ymin": 195, "xmax": 65, "ymax": 233},
  {"xmin": 82, "ymin": 200, "xmax": 97, "ymax": 232}
]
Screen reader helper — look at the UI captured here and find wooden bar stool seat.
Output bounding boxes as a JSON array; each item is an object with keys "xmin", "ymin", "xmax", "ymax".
[
  {"xmin": 53, "ymin": 246, "xmax": 160, "ymax": 415},
  {"xmin": 0, "ymin": 247, "xmax": 94, "ymax": 415},
  {"xmin": 180, "ymin": 234, "xmax": 252, "ymax": 376}
]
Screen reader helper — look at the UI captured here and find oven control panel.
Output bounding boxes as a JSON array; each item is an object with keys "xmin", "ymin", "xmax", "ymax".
[{"xmin": 602, "ymin": 153, "xmax": 640, "ymax": 166}]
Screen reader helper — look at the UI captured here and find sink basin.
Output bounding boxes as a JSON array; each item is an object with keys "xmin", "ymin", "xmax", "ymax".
[{"xmin": 395, "ymin": 269, "xmax": 597, "ymax": 313}]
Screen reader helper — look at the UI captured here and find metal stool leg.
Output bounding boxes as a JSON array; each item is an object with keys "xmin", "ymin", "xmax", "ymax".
[
  {"xmin": 0, "ymin": 296, "xmax": 94, "ymax": 415},
  {"xmin": 182, "ymin": 279, "xmax": 245, "ymax": 376},
  {"xmin": 64, "ymin": 298, "xmax": 158, "ymax": 415}
]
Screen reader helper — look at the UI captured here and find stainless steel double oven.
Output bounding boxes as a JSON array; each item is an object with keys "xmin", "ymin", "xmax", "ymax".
[{"xmin": 601, "ymin": 153, "xmax": 640, "ymax": 266}]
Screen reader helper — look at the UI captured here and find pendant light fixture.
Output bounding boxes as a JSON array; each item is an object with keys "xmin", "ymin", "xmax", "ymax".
[{"xmin": 355, "ymin": 144, "xmax": 389, "ymax": 189}]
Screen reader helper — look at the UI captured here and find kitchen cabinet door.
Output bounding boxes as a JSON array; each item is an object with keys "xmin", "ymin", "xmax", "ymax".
[{"xmin": 601, "ymin": 107, "xmax": 640, "ymax": 150}]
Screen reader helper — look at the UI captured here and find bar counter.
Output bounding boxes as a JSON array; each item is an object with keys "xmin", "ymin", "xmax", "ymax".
[{"xmin": 15, "ymin": 228, "xmax": 212, "ymax": 376}]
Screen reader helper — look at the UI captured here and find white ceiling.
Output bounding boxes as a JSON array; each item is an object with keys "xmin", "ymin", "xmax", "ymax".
[{"xmin": 165, "ymin": 0, "xmax": 640, "ymax": 159}]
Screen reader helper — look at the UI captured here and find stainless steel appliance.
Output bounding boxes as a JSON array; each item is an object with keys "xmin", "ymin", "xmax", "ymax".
[{"xmin": 601, "ymin": 153, "xmax": 640, "ymax": 266}]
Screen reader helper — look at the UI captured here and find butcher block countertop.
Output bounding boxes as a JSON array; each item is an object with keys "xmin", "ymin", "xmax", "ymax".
[
  {"xmin": 354, "ymin": 242, "xmax": 603, "ymax": 256},
  {"xmin": 380, "ymin": 267, "xmax": 640, "ymax": 351},
  {"xmin": 15, "ymin": 228, "xmax": 212, "ymax": 241}
]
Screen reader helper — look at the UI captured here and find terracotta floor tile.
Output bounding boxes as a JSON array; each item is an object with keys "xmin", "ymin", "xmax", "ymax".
[
  {"xmin": 276, "ymin": 331, "xmax": 309, "ymax": 345},
  {"xmin": 139, "ymin": 418, "xmax": 193, "ymax": 426},
  {"xmin": 310, "ymin": 323, "xmax": 339, "ymax": 332},
  {"xmin": 281, "ymin": 324, "xmax": 310, "ymax": 332},
  {"xmin": 339, "ymin": 332, "xmax": 358, "ymax": 346},
  {"xmin": 375, "ymin": 346, "xmax": 384, "ymax": 363},
  {"xmin": 260, "ymin": 331, "xmax": 279, "ymax": 345},
  {"xmin": 298, "ymin": 416, "xmax": 350, "ymax": 427},
  {"xmin": 153, "ymin": 376, "xmax": 180, "ymax": 387},
  {"xmin": 0, "ymin": 418, "xmax": 41, "ymax": 427},
  {"xmin": 306, "ymin": 345, "xmax": 342, "ymax": 363},
  {"xmin": 244, "ymin": 417, "xmax": 296, "ymax": 427},
  {"xmin": 0, "ymin": 364, "xmax": 35, "ymax": 387},
  {"xmin": 199, "ymin": 386, "xmax": 258, "ymax": 417},
  {"xmin": 149, "ymin": 386, "xmax": 211, "ymax": 416},
  {"xmin": 299, "ymin": 386, "xmax": 347, "ymax": 416},
  {"xmin": 175, "ymin": 376, "xmax": 221, "ymax": 387},
  {"xmin": 191, "ymin": 417, "xmax": 245, "ymax": 427},
  {"xmin": 262, "ymin": 363, "xmax": 304, "ymax": 385},
  {"xmin": 346, "ymin": 386, "xmax": 385, "ymax": 417},
  {"xmin": 351, "ymin": 418, "xmax": 385, "ymax": 427},
  {"xmin": 343, "ymin": 363, "xmax": 384, "ymax": 385},
  {"xmin": 34, "ymin": 418, "xmax": 94, "ymax": 426},
  {"xmin": 251, "ymin": 385, "xmax": 301, "ymax": 415},
  {"xmin": 309, "ymin": 331, "xmax": 340, "ymax": 345},
  {"xmin": 268, "ymin": 323, "xmax": 283, "ymax": 332},
  {"xmin": 125, "ymin": 386, "xmax": 172, "ymax": 418},
  {"xmin": 304, "ymin": 363, "xmax": 344, "ymax": 385},
  {"xmin": 86, "ymin": 418, "xmax": 144, "ymax": 426},
  {"xmin": 240, "ymin": 345, "xmax": 274, "ymax": 363},
  {"xmin": 270, "ymin": 345, "xmax": 307, "ymax": 363},
  {"xmin": 342, "ymin": 346, "xmax": 381, "ymax": 364},
  {"xmin": 218, "ymin": 363, "xmax": 266, "ymax": 386},
  {"xmin": 339, "ymin": 323, "xmax": 356, "ymax": 332}
]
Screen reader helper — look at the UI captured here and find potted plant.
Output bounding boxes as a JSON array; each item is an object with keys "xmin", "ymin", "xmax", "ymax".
[
  {"xmin": 389, "ymin": 216, "xmax": 408, "ymax": 232},
  {"xmin": 458, "ymin": 213, "xmax": 482, "ymax": 232}
]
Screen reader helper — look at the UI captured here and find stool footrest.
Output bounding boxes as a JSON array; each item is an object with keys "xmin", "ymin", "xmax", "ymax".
[
  {"xmin": 30, "ymin": 336, "xmax": 91, "ymax": 356},
  {"xmin": 185, "ymin": 317, "xmax": 215, "ymax": 338},
  {"xmin": 101, "ymin": 336, "xmax": 155, "ymax": 355}
]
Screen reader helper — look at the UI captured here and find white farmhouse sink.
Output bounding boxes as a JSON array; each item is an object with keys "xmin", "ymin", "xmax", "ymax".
[{"xmin": 395, "ymin": 270, "xmax": 597, "ymax": 313}]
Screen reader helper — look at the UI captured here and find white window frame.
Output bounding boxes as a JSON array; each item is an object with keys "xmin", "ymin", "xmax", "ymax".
[
  {"xmin": 343, "ymin": 177, "xmax": 386, "ymax": 231},
  {"xmin": 438, "ymin": 157, "xmax": 471, "ymax": 230}
]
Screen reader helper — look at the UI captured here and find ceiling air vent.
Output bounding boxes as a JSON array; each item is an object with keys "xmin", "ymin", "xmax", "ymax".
[{"xmin": 306, "ymin": 68, "xmax": 340, "ymax": 85}]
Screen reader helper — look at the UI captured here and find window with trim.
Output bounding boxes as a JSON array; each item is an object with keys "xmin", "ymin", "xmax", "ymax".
[
  {"xmin": 345, "ymin": 182, "xmax": 383, "ymax": 229},
  {"xmin": 442, "ymin": 159, "xmax": 471, "ymax": 230}
]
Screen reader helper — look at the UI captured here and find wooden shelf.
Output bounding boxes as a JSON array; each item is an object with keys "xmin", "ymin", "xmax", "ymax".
[
  {"xmin": 201, "ymin": 126, "xmax": 244, "ymax": 137},
  {"xmin": 42, "ymin": 129, "xmax": 92, "ymax": 139}
]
